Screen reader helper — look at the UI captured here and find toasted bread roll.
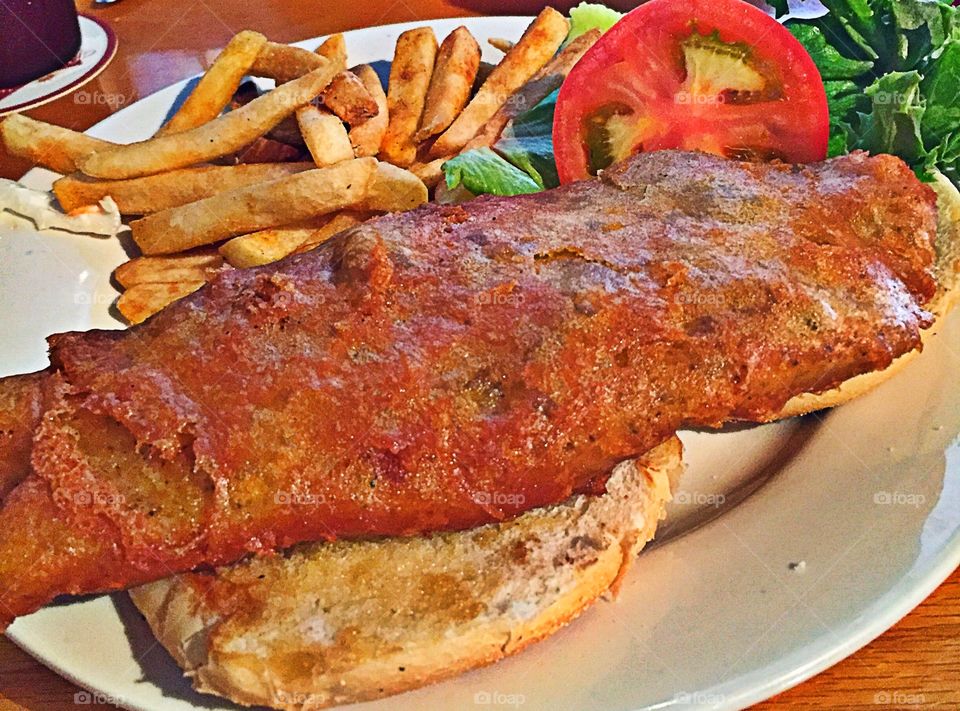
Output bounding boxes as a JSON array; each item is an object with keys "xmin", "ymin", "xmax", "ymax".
[{"xmin": 131, "ymin": 437, "xmax": 682, "ymax": 710}]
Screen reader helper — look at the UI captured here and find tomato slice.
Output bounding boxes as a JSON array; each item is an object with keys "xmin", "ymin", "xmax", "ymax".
[{"xmin": 553, "ymin": 0, "xmax": 830, "ymax": 183}]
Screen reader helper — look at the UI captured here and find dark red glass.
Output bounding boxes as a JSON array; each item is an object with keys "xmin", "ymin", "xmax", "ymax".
[{"xmin": 0, "ymin": 0, "xmax": 82, "ymax": 89}]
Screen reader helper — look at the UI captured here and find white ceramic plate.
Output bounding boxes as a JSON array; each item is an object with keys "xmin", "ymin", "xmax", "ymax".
[{"xmin": 2, "ymin": 16, "xmax": 958, "ymax": 711}]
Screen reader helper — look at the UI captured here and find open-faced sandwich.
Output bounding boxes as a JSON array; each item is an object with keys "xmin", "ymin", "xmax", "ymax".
[{"xmin": 0, "ymin": 0, "xmax": 958, "ymax": 709}]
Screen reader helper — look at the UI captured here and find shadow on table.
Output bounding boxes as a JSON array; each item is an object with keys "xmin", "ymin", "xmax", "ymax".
[{"xmin": 111, "ymin": 593, "xmax": 269, "ymax": 710}]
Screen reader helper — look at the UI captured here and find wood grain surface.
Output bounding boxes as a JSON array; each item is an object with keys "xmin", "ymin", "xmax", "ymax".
[{"xmin": 0, "ymin": 1, "xmax": 957, "ymax": 709}]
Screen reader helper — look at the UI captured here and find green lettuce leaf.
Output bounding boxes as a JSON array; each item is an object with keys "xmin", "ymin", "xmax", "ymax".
[
  {"xmin": 853, "ymin": 71, "xmax": 926, "ymax": 163},
  {"xmin": 443, "ymin": 148, "xmax": 541, "ymax": 196},
  {"xmin": 566, "ymin": 2, "xmax": 623, "ymax": 44},
  {"xmin": 788, "ymin": 24, "xmax": 875, "ymax": 78},
  {"xmin": 493, "ymin": 90, "xmax": 560, "ymax": 190},
  {"xmin": 921, "ymin": 39, "xmax": 960, "ymax": 143}
]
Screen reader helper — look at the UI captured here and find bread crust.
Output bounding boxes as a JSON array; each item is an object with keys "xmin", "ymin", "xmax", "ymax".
[
  {"xmin": 131, "ymin": 436, "xmax": 682, "ymax": 710},
  {"xmin": 777, "ymin": 175, "xmax": 960, "ymax": 419}
]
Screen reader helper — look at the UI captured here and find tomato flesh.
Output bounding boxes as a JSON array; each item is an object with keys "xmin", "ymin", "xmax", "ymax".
[{"xmin": 553, "ymin": 0, "xmax": 830, "ymax": 183}]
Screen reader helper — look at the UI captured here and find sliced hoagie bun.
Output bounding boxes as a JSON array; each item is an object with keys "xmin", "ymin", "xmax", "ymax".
[
  {"xmin": 130, "ymin": 436, "xmax": 682, "ymax": 710},
  {"xmin": 778, "ymin": 173, "xmax": 960, "ymax": 419}
]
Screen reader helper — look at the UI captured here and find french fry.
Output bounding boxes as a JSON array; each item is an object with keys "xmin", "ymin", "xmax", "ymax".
[
  {"xmin": 296, "ymin": 105, "xmax": 354, "ymax": 167},
  {"xmin": 322, "ymin": 71, "xmax": 379, "ymax": 125},
  {"xmin": 464, "ymin": 29, "xmax": 601, "ymax": 151},
  {"xmin": 219, "ymin": 222, "xmax": 323, "ymax": 268},
  {"xmin": 488, "ymin": 38, "xmax": 515, "ymax": 53},
  {"xmin": 251, "ymin": 41, "xmax": 375, "ymax": 125},
  {"xmin": 409, "ymin": 156, "xmax": 447, "ymax": 189},
  {"xmin": 251, "ymin": 41, "xmax": 345, "ymax": 83},
  {"xmin": 0, "ymin": 114, "xmax": 112, "ymax": 174},
  {"xmin": 348, "ymin": 65, "xmax": 388, "ymax": 158},
  {"xmin": 316, "ymin": 33, "xmax": 347, "ymax": 64},
  {"xmin": 430, "ymin": 8, "xmax": 568, "ymax": 158},
  {"xmin": 361, "ymin": 161, "xmax": 428, "ymax": 212},
  {"xmin": 294, "ymin": 210, "xmax": 377, "ymax": 254},
  {"xmin": 156, "ymin": 31, "xmax": 267, "ymax": 136},
  {"xmin": 414, "ymin": 27, "xmax": 481, "ymax": 143},
  {"xmin": 130, "ymin": 157, "xmax": 377, "ymax": 254},
  {"xmin": 114, "ymin": 249, "xmax": 224, "ymax": 288},
  {"xmin": 117, "ymin": 281, "xmax": 206, "ymax": 325},
  {"xmin": 78, "ymin": 65, "xmax": 339, "ymax": 179},
  {"xmin": 380, "ymin": 27, "xmax": 438, "ymax": 168},
  {"xmin": 53, "ymin": 162, "xmax": 314, "ymax": 214}
]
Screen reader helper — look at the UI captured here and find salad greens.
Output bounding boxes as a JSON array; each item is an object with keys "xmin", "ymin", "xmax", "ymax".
[
  {"xmin": 443, "ymin": 0, "xmax": 960, "ymax": 198},
  {"xmin": 444, "ymin": 147, "xmax": 542, "ymax": 196},
  {"xmin": 441, "ymin": 3, "xmax": 621, "ymax": 197},
  {"xmin": 772, "ymin": 0, "xmax": 959, "ymax": 187},
  {"xmin": 565, "ymin": 1, "xmax": 624, "ymax": 44}
]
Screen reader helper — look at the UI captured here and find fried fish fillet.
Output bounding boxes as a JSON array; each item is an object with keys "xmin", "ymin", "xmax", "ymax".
[{"xmin": 0, "ymin": 150, "xmax": 937, "ymax": 628}]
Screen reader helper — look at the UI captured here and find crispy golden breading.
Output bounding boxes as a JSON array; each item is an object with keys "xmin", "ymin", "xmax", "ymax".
[{"xmin": 0, "ymin": 151, "xmax": 937, "ymax": 628}]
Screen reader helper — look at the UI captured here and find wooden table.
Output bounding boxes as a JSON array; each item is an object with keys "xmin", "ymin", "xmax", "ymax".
[{"xmin": 1, "ymin": 1, "xmax": 958, "ymax": 708}]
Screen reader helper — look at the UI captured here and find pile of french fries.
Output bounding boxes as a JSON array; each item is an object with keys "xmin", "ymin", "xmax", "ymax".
[{"xmin": 1, "ymin": 8, "xmax": 599, "ymax": 324}]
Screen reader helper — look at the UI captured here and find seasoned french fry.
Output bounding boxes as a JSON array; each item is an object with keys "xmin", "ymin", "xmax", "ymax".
[
  {"xmin": 219, "ymin": 222, "xmax": 323, "ymax": 268},
  {"xmin": 322, "ymin": 71, "xmax": 379, "ymax": 125},
  {"xmin": 114, "ymin": 249, "xmax": 224, "ymax": 288},
  {"xmin": 296, "ymin": 105, "xmax": 354, "ymax": 167},
  {"xmin": 78, "ymin": 65, "xmax": 339, "ymax": 179},
  {"xmin": 348, "ymin": 65, "xmax": 388, "ymax": 158},
  {"xmin": 0, "ymin": 114, "xmax": 112, "ymax": 174},
  {"xmin": 430, "ymin": 8, "xmax": 568, "ymax": 158},
  {"xmin": 53, "ymin": 162, "xmax": 314, "ymax": 214},
  {"xmin": 361, "ymin": 161, "xmax": 428, "ymax": 212},
  {"xmin": 316, "ymin": 33, "xmax": 347, "ymax": 65},
  {"xmin": 294, "ymin": 210, "xmax": 377, "ymax": 253},
  {"xmin": 156, "ymin": 31, "xmax": 267, "ymax": 136},
  {"xmin": 409, "ymin": 156, "xmax": 447, "ymax": 189},
  {"xmin": 488, "ymin": 37, "xmax": 515, "ymax": 53},
  {"xmin": 130, "ymin": 157, "xmax": 377, "ymax": 254},
  {"xmin": 380, "ymin": 27, "xmax": 438, "ymax": 167},
  {"xmin": 251, "ymin": 41, "xmax": 345, "ymax": 83},
  {"xmin": 465, "ymin": 29, "xmax": 601, "ymax": 151},
  {"xmin": 414, "ymin": 27, "xmax": 481, "ymax": 143},
  {"xmin": 117, "ymin": 281, "xmax": 205, "ymax": 325}
]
